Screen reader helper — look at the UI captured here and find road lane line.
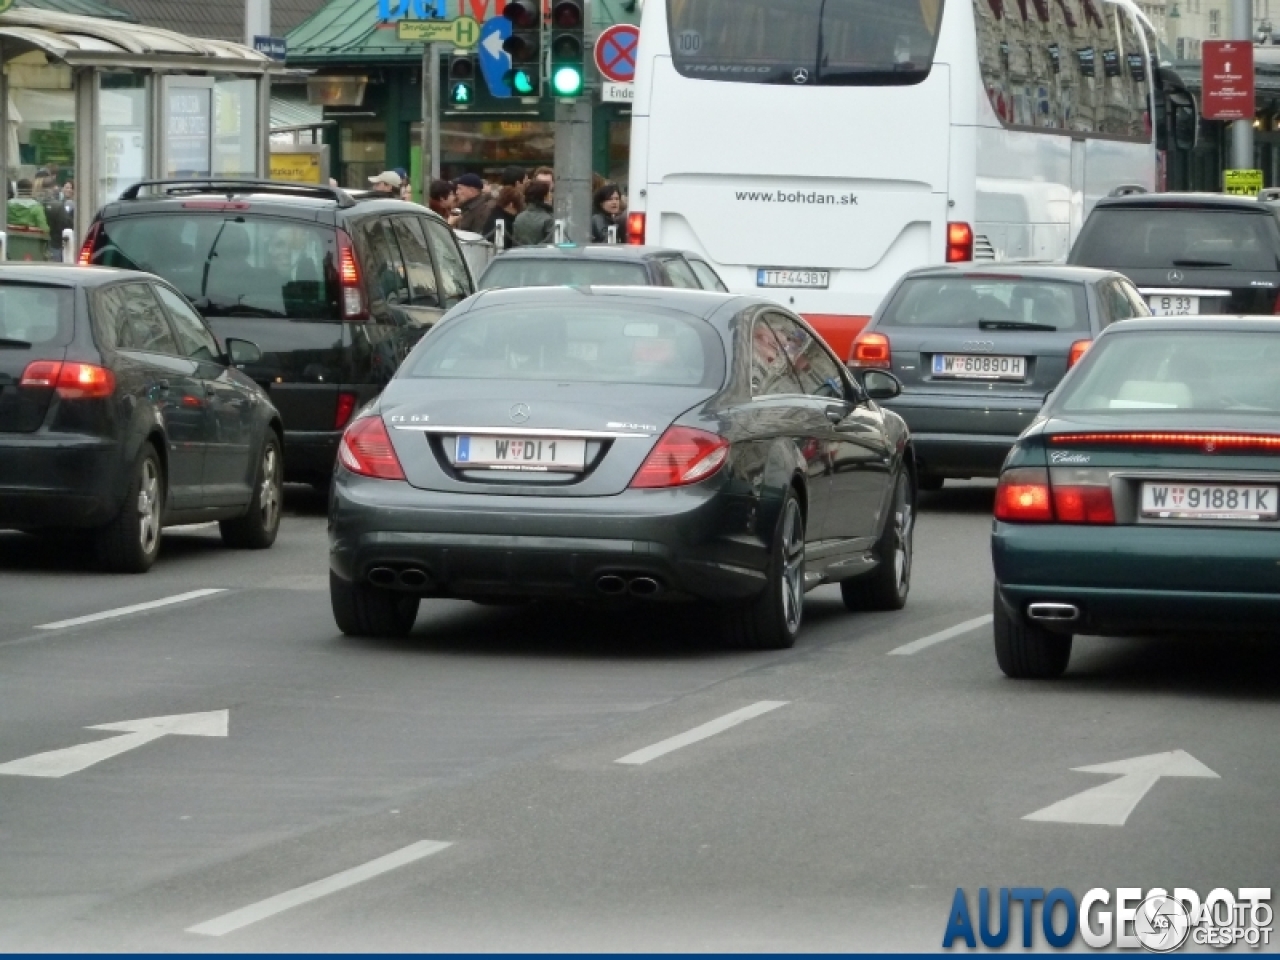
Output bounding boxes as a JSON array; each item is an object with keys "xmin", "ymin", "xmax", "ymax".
[
  {"xmin": 186, "ymin": 840, "xmax": 452, "ymax": 937},
  {"xmin": 615, "ymin": 701, "xmax": 789, "ymax": 766},
  {"xmin": 887, "ymin": 614, "xmax": 993, "ymax": 656},
  {"xmin": 35, "ymin": 589, "xmax": 227, "ymax": 631}
]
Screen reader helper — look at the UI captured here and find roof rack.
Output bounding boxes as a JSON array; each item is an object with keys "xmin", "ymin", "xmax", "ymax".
[
  {"xmin": 1108, "ymin": 184, "xmax": 1148, "ymax": 198},
  {"xmin": 118, "ymin": 179, "xmax": 356, "ymax": 208},
  {"xmin": 1259, "ymin": 188, "xmax": 1280, "ymax": 203}
]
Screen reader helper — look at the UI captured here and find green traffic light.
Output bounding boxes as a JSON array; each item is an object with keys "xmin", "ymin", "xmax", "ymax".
[
  {"xmin": 552, "ymin": 65, "xmax": 583, "ymax": 97},
  {"xmin": 511, "ymin": 69, "xmax": 537, "ymax": 95},
  {"xmin": 450, "ymin": 82, "xmax": 473, "ymax": 105}
]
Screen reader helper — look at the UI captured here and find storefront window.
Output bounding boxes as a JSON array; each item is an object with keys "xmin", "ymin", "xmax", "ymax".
[
  {"xmin": 99, "ymin": 73, "xmax": 149, "ymax": 207},
  {"xmin": 214, "ymin": 77, "xmax": 258, "ymax": 178},
  {"xmin": 433, "ymin": 120, "xmax": 554, "ymax": 180},
  {"xmin": 6, "ymin": 52, "xmax": 75, "ymax": 261},
  {"xmin": 340, "ymin": 121, "xmax": 386, "ymax": 188}
]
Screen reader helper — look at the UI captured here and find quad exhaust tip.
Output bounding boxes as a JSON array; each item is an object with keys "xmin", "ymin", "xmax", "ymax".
[{"xmin": 1027, "ymin": 602, "xmax": 1080, "ymax": 622}]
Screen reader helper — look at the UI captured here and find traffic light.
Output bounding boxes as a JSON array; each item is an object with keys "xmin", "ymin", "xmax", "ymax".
[
  {"xmin": 502, "ymin": 0, "xmax": 541, "ymax": 97},
  {"xmin": 447, "ymin": 52, "xmax": 476, "ymax": 107},
  {"xmin": 549, "ymin": 0, "xmax": 585, "ymax": 97}
]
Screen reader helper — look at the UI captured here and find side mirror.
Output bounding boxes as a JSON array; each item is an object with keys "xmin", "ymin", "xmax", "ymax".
[
  {"xmin": 856, "ymin": 369, "xmax": 903, "ymax": 402},
  {"xmin": 225, "ymin": 337, "xmax": 262, "ymax": 367}
]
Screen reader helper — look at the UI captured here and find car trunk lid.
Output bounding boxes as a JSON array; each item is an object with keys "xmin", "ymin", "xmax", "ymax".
[{"xmin": 0, "ymin": 283, "xmax": 76, "ymax": 433}]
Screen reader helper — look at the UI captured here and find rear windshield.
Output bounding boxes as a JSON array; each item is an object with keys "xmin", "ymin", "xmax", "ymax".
[
  {"xmin": 0, "ymin": 283, "xmax": 74, "ymax": 346},
  {"xmin": 1058, "ymin": 331, "xmax": 1280, "ymax": 415},
  {"xmin": 880, "ymin": 277, "xmax": 1090, "ymax": 332},
  {"xmin": 88, "ymin": 214, "xmax": 340, "ymax": 321},
  {"xmin": 1073, "ymin": 209, "xmax": 1280, "ymax": 273},
  {"xmin": 668, "ymin": 0, "xmax": 943, "ymax": 85},
  {"xmin": 478, "ymin": 259, "xmax": 649, "ymax": 290},
  {"xmin": 407, "ymin": 304, "xmax": 725, "ymax": 388}
]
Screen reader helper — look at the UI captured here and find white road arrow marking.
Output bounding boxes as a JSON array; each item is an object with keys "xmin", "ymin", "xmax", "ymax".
[
  {"xmin": 0, "ymin": 710, "xmax": 229, "ymax": 778},
  {"xmin": 482, "ymin": 29, "xmax": 504, "ymax": 60},
  {"xmin": 1024, "ymin": 749, "xmax": 1219, "ymax": 826}
]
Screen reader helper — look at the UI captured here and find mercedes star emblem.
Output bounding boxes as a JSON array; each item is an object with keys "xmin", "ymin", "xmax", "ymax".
[
  {"xmin": 1168, "ymin": 270, "xmax": 1184, "ymax": 284},
  {"xmin": 509, "ymin": 403, "xmax": 531, "ymax": 424},
  {"xmin": 792, "ymin": 68, "xmax": 810, "ymax": 84}
]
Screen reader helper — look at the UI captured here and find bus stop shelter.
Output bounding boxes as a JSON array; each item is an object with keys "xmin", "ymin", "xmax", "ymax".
[{"xmin": 0, "ymin": 7, "xmax": 285, "ymax": 259}]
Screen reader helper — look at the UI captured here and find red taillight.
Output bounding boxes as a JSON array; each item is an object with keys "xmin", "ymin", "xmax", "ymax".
[
  {"xmin": 334, "ymin": 391, "xmax": 359, "ymax": 430},
  {"xmin": 850, "ymin": 331, "xmax": 891, "ymax": 369},
  {"xmin": 337, "ymin": 416, "xmax": 405, "ymax": 481},
  {"xmin": 78, "ymin": 223, "xmax": 101, "ymax": 266},
  {"xmin": 800, "ymin": 314, "xmax": 871, "ymax": 365},
  {"xmin": 629, "ymin": 426, "xmax": 729, "ymax": 489},
  {"xmin": 20, "ymin": 360, "xmax": 115, "ymax": 399},
  {"xmin": 336, "ymin": 229, "xmax": 367, "ymax": 321},
  {"xmin": 1068, "ymin": 339, "xmax": 1092, "ymax": 367},
  {"xmin": 1052, "ymin": 484, "xmax": 1116, "ymax": 524},
  {"xmin": 995, "ymin": 467, "xmax": 1053, "ymax": 522},
  {"xmin": 1274, "ymin": 291, "xmax": 1280, "ymax": 314},
  {"xmin": 626, "ymin": 211, "xmax": 646, "ymax": 245},
  {"xmin": 1050, "ymin": 432, "xmax": 1280, "ymax": 453},
  {"xmin": 946, "ymin": 221, "xmax": 974, "ymax": 263}
]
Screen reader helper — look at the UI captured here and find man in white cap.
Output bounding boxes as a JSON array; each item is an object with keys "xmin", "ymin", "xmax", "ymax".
[{"xmin": 368, "ymin": 170, "xmax": 402, "ymax": 195}]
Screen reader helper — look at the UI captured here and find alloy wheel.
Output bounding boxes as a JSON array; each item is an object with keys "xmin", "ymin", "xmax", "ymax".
[
  {"xmin": 780, "ymin": 498, "xmax": 805, "ymax": 634},
  {"xmin": 136, "ymin": 459, "xmax": 160, "ymax": 554},
  {"xmin": 259, "ymin": 445, "xmax": 281, "ymax": 531},
  {"xmin": 892, "ymin": 479, "xmax": 914, "ymax": 596}
]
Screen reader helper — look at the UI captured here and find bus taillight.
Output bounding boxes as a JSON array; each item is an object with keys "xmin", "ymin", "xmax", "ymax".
[
  {"xmin": 946, "ymin": 222, "xmax": 974, "ymax": 263},
  {"xmin": 627, "ymin": 212, "xmax": 646, "ymax": 245}
]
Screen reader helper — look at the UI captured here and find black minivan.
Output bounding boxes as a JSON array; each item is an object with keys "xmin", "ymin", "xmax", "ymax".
[{"xmin": 81, "ymin": 180, "xmax": 476, "ymax": 486}]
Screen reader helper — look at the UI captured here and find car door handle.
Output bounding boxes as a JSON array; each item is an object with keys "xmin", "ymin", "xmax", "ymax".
[
  {"xmin": 204, "ymin": 384, "xmax": 217, "ymax": 396},
  {"xmin": 824, "ymin": 407, "xmax": 845, "ymax": 423},
  {"xmin": 155, "ymin": 379, "xmax": 170, "ymax": 392}
]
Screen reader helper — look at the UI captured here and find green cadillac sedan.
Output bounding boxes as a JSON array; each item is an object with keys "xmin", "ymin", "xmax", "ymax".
[{"xmin": 991, "ymin": 317, "xmax": 1280, "ymax": 678}]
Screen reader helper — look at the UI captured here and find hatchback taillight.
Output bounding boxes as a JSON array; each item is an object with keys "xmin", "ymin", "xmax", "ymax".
[
  {"xmin": 78, "ymin": 223, "xmax": 101, "ymax": 266},
  {"xmin": 336, "ymin": 229, "xmax": 368, "ymax": 322},
  {"xmin": 1068, "ymin": 339, "xmax": 1092, "ymax": 367},
  {"xmin": 335, "ymin": 391, "xmax": 359, "ymax": 430},
  {"xmin": 630, "ymin": 426, "xmax": 729, "ymax": 489},
  {"xmin": 20, "ymin": 360, "xmax": 115, "ymax": 399},
  {"xmin": 850, "ymin": 331, "xmax": 891, "ymax": 369},
  {"xmin": 337, "ymin": 416, "xmax": 405, "ymax": 480}
]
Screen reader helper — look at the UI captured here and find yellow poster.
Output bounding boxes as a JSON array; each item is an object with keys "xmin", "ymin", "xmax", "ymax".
[
  {"xmin": 1224, "ymin": 169, "xmax": 1264, "ymax": 196},
  {"xmin": 271, "ymin": 153, "xmax": 322, "ymax": 184}
]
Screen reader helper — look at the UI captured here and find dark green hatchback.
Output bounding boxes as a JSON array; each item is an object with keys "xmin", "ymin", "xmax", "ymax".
[{"xmin": 991, "ymin": 317, "xmax": 1280, "ymax": 678}]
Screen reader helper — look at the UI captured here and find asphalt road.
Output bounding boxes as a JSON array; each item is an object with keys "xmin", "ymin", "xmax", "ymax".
[{"xmin": 0, "ymin": 483, "xmax": 1276, "ymax": 951}]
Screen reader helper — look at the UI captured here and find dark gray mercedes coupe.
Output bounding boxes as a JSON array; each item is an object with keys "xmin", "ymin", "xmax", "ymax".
[{"xmin": 328, "ymin": 286, "xmax": 916, "ymax": 649}]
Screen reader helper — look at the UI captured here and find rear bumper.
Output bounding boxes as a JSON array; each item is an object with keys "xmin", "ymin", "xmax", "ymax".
[
  {"xmin": 328, "ymin": 471, "xmax": 769, "ymax": 602},
  {"xmin": 993, "ymin": 521, "xmax": 1280, "ymax": 635},
  {"xmin": 0, "ymin": 433, "xmax": 122, "ymax": 528},
  {"xmin": 886, "ymin": 394, "xmax": 1042, "ymax": 478},
  {"xmin": 283, "ymin": 430, "xmax": 341, "ymax": 482},
  {"xmin": 909, "ymin": 432, "xmax": 1015, "ymax": 478}
]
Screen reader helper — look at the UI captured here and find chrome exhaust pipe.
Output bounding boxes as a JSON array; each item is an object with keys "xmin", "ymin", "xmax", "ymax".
[
  {"xmin": 1027, "ymin": 602, "xmax": 1080, "ymax": 622},
  {"xmin": 596, "ymin": 574, "xmax": 627, "ymax": 596},
  {"xmin": 398, "ymin": 567, "xmax": 430, "ymax": 590},
  {"xmin": 368, "ymin": 567, "xmax": 397, "ymax": 587},
  {"xmin": 629, "ymin": 577, "xmax": 662, "ymax": 598}
]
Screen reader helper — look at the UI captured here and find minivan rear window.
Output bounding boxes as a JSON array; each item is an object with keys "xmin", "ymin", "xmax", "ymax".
[
  {"xmin": 880, "ymin": 277, "xmax": 1090, "ymax": 332},
  {"xmin": 1072, "ymin": 209, "xmax": 1280, "ymax": 273},
  {"xmin": 407, "ymin": 305, "xmax": 725, "ymax": 388},
  {"xmin": 88, "ymin": 215, "xmax": 340, "ymax": 321},
  {"xmin": 479, "ymin": 259, "xmax": 649, "ymax": 290},
  {"xmin": 0, "ymin": 283, "xmax": 74, "ymax": 346}
]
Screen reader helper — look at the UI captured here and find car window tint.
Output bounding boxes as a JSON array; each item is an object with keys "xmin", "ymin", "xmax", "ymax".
[
  {"xmin": 88, "ymin": 214, "xmax": 339, "ymax": 321},
  {"xmin": 95, "ymin": 283, "xmax": 179, "ymax": 355},
  {"xmin": 360, "ymin": 218, "xmax": 410, "ymax": 308},
  {"xmin": 1072, "ymin": 209, "xmax": 1280, "ymax": 272},
  {"xmin": 1121, "ymin": 280, "xmax": 1152, "ymax": 317},
  {"xmin": 663, "ymin": 257, "xmax": 701, "ymax": 289},
  {"xmin": 478, "ymin": 259, "xmax": 649, "ymax": 289},
  {"xmin": 763, "ymin": 312, "xmax": 845, "ymax": 399},
  {"xmin": 1100, "ymin": 280, "xmax": 1136, "ymax": 325},
  {"xmin": 880, "ymin": 277, "xmax": 1090, "ymax": 332},
  {"xmin": 750, "ymin": 317, "xmax": 804, "ymax": 397},
  {"xmin": 154, "ymin": 284, "xmax": 220, "ymax": 361},
  {"xmin": 420, "ymin": 217, "xmax": 473, "ymax": 308},
  {"xmin": 688, "ymin": 259, "xmax": 728, "ymax": 292},
  {"xmin": 0, "ymin": 283, "xmax": 73, "ymax": 346},
  {"xmin": 392, "ymin": 217, "xmax": 442, "ymax": 308},
  {"xmin": 1059, "ymin": 331, "xmax": 1280, "ymax": 415}
]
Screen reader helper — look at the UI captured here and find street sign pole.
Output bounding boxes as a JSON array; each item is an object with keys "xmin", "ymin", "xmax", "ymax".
[
  {"xmin": 420, "ymin": 40, "xmax": 443, "ymax": 202},
  {"xmin": 553, "ymin": 0, "xmax": 593, "ymax": 243},
  {"xmin": 1232, "ymin": 0, "xmax": 1254, "ymax": 171}
]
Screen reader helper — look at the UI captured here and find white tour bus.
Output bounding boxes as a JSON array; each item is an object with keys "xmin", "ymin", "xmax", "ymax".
[{"xmin": 626, "ymin": 0, "xmax": 1159, "ymax": 361}]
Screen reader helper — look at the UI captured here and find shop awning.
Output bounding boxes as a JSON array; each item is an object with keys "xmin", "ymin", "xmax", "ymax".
[
  {"xmin": 271, "ymin": 92, "xmax": 326, "ymax": 129},
  {"xmin": 13, "ymin": 0, "xmax": 135, "ymax": 21}
]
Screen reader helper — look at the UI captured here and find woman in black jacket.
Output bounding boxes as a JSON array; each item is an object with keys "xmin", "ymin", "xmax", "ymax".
[{"xmin": 590, "ymin": 183, "xmax": 625, "ymax": 244}]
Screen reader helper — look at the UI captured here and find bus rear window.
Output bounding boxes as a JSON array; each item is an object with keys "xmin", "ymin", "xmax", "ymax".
[{"xmin": 667, "ymin": 0, "xmax": 943, "ymax": 86}]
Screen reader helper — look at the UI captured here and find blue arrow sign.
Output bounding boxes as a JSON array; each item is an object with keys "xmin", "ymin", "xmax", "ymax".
[{"xmin": 478, "ymin": 17, "xmax": 513, "ymax": 98}]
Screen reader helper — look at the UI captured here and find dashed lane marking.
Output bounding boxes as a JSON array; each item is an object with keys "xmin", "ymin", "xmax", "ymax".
[
  {"xmin": 186, "ymin": 840, "xmax": 452, "ymax": 937},
  {"xmin": 35, "ymin": 589, "xmax": 227, "ymax": 631},
  {"xmin": 886, "ymin": 614, "xmax": 993, "ymax": 656},
  {"xmin": 615, "ymin": 701, "xmax": 789, "ymax": 766}
]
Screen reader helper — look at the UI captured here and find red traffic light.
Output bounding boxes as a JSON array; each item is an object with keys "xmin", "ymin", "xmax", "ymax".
[
  {"xmin": 502, "ymin": 0, "xmax": 538, "ymax": 27},
  {"xmin": 552, "ymin": 0, "xmax": 582, "ymax": 28}
]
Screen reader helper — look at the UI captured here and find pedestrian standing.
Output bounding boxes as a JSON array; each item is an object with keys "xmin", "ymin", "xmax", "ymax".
[
  {"xmin": 428, "ymin": 179, "xmax": 460, "ymax": 228},
  {"xmin": 512, "ymin": 179, "xmax": 554, "ymax": 246},
  {"xmin": 367, "ymin": 170, "xmax": 402, "ymax": 196},
  {"xmin": 590, "ymin": 182, "xmax": 625, "ymax": 244},
  {"xmin": 453, "ymin": 173, "xmax": 493, "ymax": 235}
]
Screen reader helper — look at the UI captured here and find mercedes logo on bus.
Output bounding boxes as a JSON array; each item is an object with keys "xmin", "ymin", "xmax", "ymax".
[{"xmin": 792, "ymin": 68, "xmax": 810, "ymax": 84}]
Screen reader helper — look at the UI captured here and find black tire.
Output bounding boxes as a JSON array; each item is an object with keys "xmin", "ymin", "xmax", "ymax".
[
  {"xmin": 95, "ymin": 442, "xmax": 164, "ymax": 573},
  {"xmin": 992, "ymin": 585, "xmax": 1072, "ymax": 679},
  {"xmin": 918, "ymin": 474, "xmax": 944, "ymax": 492},
  {"xmin": 220, "ymin": 434, "xmax": 283, "ymax": 549},
  {"xmin": 842, "ymin": 470, "xmax": 914, "ymax": 612},
  {"xmin": 330, "ymin": 571, "xmax": 420, "ymax": 638},
  {"xmin": 721, "ymin": 489, "xmax": 805, "ymax": 650}
]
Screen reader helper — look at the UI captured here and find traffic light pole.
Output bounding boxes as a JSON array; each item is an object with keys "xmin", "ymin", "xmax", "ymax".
[
  {"xmin": 553, "ymin": 0, "xmax": 593, "ymax": 243},
  {"xmin": 1231, "ymin": 0, "xmax": 1254, "ymax": 171},
  {"xmin": 419, "ymin": 41, "xmax": 443, "ymax": 202}
]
